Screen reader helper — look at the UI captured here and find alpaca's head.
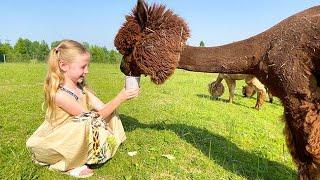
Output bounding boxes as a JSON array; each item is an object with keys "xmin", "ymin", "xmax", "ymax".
[
  {"xmin": 208, "ymin": 81, "xmax": 224, "ymax": 98},
  {"xmin": 242, "ymin": 85, "xmax": 256, "ymax": 97},
  {"xmin": 114, "ymin": 0, "xmax": 190, "ymax": 84}
]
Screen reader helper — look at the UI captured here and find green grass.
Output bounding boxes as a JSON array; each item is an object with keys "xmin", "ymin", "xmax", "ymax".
[{"xmin": 0, "ymin": 63, "xmax": 296, "ymax": 179}]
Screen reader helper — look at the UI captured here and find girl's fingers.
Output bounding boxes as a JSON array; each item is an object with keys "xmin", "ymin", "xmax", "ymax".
[
  {"xmin": 124, "ymin": 88, "xmax": 140, "ymax": 100},
  {"xmin": 126, "ymin": 88, "xmax": 140, "ymax": 94}
]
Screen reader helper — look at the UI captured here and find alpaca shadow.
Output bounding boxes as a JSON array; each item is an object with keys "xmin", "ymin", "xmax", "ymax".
[
  {"xmin": 120, "ymin": 114, "xmax": 296, "ymax": 179},
  {"xmin": 196, "ymin": 94, "xmax": 228, "ymax": 102},
  {"xmin": 233, "ymin": 94, "xmax": 283, "ymax": 106},
  {"xmin": 196, "ymin": 94, "xmax": 254, "ymax": 109}
]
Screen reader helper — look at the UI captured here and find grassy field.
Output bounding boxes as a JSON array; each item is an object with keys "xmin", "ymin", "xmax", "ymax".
[{"xmin": 0, "ymin": 63, "xmax": 296, "ymax": 179}]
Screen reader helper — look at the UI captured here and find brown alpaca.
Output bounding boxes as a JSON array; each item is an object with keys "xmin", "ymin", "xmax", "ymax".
[
  {"xmin": 208, "ymin": 73, "xmax": 267, "ymax": 109},
  {"xmin": 242, "ymin": 85, "xmax": 274, "ymax": 103},
  {"xmin": 208, "ymin": 80, "xmax": 224, "ymax": 97},
  {"xmin": 242, "ymin": 85, "xmax": 256, "ymax": 97},
  {"xmin": 115, "ymin": 0, "xmax": 320, "ymax": 178}
]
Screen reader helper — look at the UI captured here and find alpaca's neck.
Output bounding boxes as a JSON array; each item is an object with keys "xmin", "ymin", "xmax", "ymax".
[{"xmin": 178, "ymin": 38, "xmax": 266, "ymax": 74}]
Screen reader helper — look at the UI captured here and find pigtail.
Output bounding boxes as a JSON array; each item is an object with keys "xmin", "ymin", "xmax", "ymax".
[{"xmin": 44, "ymin": 48, "xmax": 65, "ymax": 122}]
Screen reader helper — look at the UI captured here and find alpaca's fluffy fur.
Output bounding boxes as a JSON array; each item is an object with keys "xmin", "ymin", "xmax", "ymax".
[
  {"xmin": 208, "ymin": 81, "xmax": 224, "ymax": 98},
  {"xmin": 242, "ymin": 85, "xmax": 256, "ymax": 97},
  {"xmin": 243, "ymin": 85, "xmax": 274, "ymax": 103},
  {"xmin": 115, "ymin": 2, "xmax": 190, "ymax": 84}
]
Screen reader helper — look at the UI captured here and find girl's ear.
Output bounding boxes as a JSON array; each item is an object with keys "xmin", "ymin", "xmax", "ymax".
[{"xmin": 59, "ymin": 60, "xmax": 69, "ymax": 72}]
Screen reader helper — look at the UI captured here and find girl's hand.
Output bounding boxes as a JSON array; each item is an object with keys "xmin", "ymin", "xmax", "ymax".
[{"xmin": 117, "ymin": 88, "xmax": 140, "ymax": 102}]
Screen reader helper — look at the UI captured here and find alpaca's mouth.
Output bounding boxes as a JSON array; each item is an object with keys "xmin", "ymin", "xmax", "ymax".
[
  {"xmin": 120, "ymin": 57, "xmax": 142, "ymax": 77},
  {"xmin": 120, "ymin": 58, "xmax": 129, "ymax": 75}
]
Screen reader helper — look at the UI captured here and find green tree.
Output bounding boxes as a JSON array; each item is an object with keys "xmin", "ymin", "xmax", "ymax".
[
  {"xmin": 31, "ymin": 41, "xmax": 41, "ymax": 60},
  {"xmin": 14, "ymin": 38, "xmax": 33, "ymax": 62},
  {"xmin": 0, "ymin": 37, "xmax": 123, "ymax": 63},
  {"xmin": 13, "ymin": 38, "xmax": 24, "ymax": 62},
  {"xmin": 82, "ymin": 42, "xmax": 90, "ymax": 50},
  {"xmin": 38, "ymin": 41, "xmax": 50, "ymax": 61},
  {"xmin": 0, "ymin": 43, "xmax": 14, "ymax": 62},
  {"xmin": 51, "ymin": 41, "xmax": 61, "ymax": 49},
  {"xmin": 90, "ymin": 45, "xmax": 107, "ymax": 63},
  {"xmin": 0, "ymin": 42, "xmax": 26, "ymax": 63},
  {"xmin": 108, "ymin": 50, "xmax": 122, "ymax": 64},
  {"xmin": 200, "ymin": 40, "xmax": 205, "ymax": 47}
]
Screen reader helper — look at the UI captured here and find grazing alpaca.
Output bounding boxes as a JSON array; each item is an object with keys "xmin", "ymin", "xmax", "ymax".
[
  {"xmin": 208, "ymin": 80, "xmax": 224, "ymax": 98},
  {"xmin": 208, "ymin": 73, "xmax": 267, "ymax": 109},
  {"xmin": 115, "ymin": 0, "xmax": 320, "ymax": 178},
  {"xmin": 242, "ymin": 85, "xmax": 274, "ymax": 103},
  {"xmin": 242, "ymin": 85, "xmax": 256, "ymax": 97}
]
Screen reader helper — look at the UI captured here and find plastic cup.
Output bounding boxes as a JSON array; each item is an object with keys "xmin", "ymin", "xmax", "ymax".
[{"xmin": 125, "ymin": 76, "xmax": 140, "ymax": 90}]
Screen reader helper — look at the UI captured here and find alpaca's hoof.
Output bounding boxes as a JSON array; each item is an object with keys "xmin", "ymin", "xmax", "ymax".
[
  {"xmin": 211, "ymin": 96, "xmax": 219, "ymax": 100},
  {"xmin": 254, "ymin": 104, "xmax": 261, "ymax": 110},
  {"xmin": 269, "ymin": 98, "xmax": 273, "ymax": 103}
]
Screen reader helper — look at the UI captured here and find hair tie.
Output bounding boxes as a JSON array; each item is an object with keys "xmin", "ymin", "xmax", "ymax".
[{"xmin": 55, "ymin": 47, "xmax": 59, "ymax": 53}]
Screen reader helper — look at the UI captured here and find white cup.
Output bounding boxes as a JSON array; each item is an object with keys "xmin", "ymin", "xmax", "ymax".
[{"xmin": 125, "ymin": 76, "xmax": 140, "ymax": 90}]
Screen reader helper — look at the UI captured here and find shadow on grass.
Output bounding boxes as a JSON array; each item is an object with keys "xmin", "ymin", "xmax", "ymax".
[
  {"xmin": 196, "ymin": 94, "xmax": 255, "ymax": 109},
  {"xmin": 120, "ymin": 114, "xmax": 296, "ymax": 179},
  {"xmin": 196, "ymin": 94, "xmax": 228, "ymax": 102},
  {"xmin": 233, "ymin": 94, "xmax": 281, "ymax": 105}
]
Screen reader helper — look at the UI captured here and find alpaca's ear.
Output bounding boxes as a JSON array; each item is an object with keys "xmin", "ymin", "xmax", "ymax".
[{"xmin": 136, "ymin": 0, "xmax": 148, "ymax": 29}]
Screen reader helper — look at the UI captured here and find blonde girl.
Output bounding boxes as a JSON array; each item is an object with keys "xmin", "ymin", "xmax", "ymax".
[{"xmin": 27, "ymin": 40, "xmax": 139, "ymax": 178}]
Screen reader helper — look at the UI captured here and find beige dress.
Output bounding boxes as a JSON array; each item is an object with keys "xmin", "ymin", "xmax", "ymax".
[{"xmin": 26, "ymin": 89, "xmax": 126, "ymax": 172}]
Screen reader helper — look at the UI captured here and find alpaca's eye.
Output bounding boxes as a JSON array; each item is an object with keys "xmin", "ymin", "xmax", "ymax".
[{"xmin": 125, "ymin": 48, "xmax": 133, "ymax": 56}]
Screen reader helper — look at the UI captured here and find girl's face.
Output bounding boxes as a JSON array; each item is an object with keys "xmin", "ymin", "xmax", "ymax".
[{"xmin": 61, "ymin": 52, "xmax": 90, "ymax": 84}]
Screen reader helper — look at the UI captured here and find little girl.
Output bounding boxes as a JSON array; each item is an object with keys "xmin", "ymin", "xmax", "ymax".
[{"xmin": 26, "ymin": 40, "xmax": 139, "ymax": 178}]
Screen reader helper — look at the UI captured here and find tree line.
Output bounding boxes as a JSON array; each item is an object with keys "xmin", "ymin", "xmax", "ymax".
[{"xmin": 0, "ymin": 38, "xmax": 122, "ymax": 63}]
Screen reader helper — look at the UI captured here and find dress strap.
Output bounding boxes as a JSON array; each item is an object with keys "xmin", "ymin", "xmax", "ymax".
[{"xmin": 59, "ymin": 86, "xmax": 80, "ymax": 101}]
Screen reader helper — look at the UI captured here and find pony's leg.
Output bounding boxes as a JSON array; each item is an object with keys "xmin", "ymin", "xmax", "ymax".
[{"xmin": 225, "ymin": 78, "xmax": 236, "ymax": 103}]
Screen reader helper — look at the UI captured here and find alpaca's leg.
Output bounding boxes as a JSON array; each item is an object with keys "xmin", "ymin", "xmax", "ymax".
[
  {"xmin": 267, "ymin": 88, "xmax": 273, "ymax": 103},
  {"xmin": 302, "ymin": 103, "xmax": 320, "ymax": 179},
  {"xmin": 282, "ymin": 98, "xmax": 320, "ymax": 179},
  {"xmin": 266, "ymin": 51, "xmax": 320, "ymax": 178},
  {"xmin": 281, "ymin": 88, "xmax": 320, "ymax": 178},
  {"xmin": 246, "ymin": 77, "xmax": 266, "ymax": 109},
  {"xmin": 284, "ymin": 113, "xmax": 320, "ymax": 180},
  {"xmin": 255, "ymin": 91, "xmax": 266, "ymax": 109},
  {"xmin": 283, "ymin": 120, "xmax": 310, "ymax": 180},
  {"xmin": 225, "ymin": 78, "xmax": 236, "ymax": 103},
  {"xmin": 216, "ymin": 73, "xmax": 224, "ymax": 83}
]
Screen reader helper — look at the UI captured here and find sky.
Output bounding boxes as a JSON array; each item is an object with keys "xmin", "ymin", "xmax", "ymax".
[{"xmin": 2, "ymin": 0, "xmax": 319, "ymax": 49}]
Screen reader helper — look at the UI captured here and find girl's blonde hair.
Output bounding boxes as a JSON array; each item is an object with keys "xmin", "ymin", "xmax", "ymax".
[{"xmin": 44, "ymin": 39, "xmax": 89, "ymax": 121}]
